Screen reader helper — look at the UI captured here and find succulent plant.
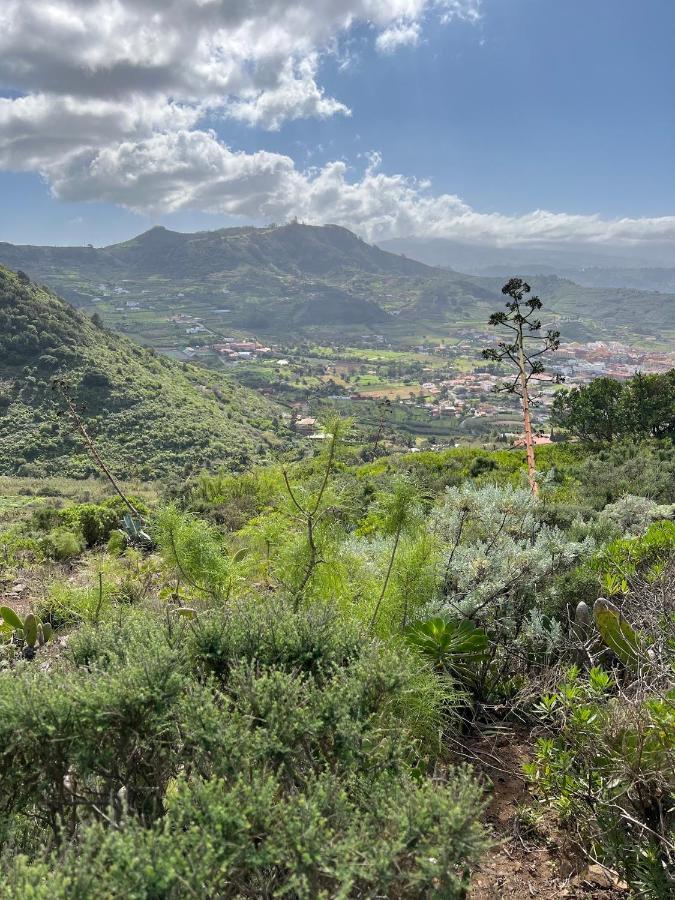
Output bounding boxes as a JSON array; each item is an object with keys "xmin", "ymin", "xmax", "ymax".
[
  {"xmin": 0, "ymin": 605, "xmax": 53, "ymax": 660},
  {"xmin": 593, "ymin": 597, "xmax": 641, "ymax": 669}
]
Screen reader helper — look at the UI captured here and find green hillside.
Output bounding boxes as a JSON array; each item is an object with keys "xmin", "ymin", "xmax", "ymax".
[
  {"xmin": 0, "ymin": 267, "xmax": 286, "ymax": 479},
  {"xmin": 104, "ymin": 222, "xmax": 433, "ymax": 278},
  {"xmin": 0, "ymin": 224, "xmax": 499, "ymax": 337},
  {"xmin": 1, "ymin": 224, "xmax": 673, "ymax": 344}
]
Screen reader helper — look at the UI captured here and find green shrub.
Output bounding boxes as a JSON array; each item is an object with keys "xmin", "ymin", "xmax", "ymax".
[
  {"xmin": 40, "ymin": 527, "xmax": 84, "ymax": 561},
  {"xmin": 106, "ymin": 530, "xmax": 127, "ymax": 555},
  {"xmin": 60, "ymin": 498, "xmax": 145, "ymax": 547},
  {"xmin": 526, "ymin": 667, "xmax": 674, "ymax": 896},
  {"xmin": 2, "ymin": 766, "xmax": 485, "ymax": 898},
  {"xmin": 0, "ymin": 600, "xmax": 485, "ymax": 895}
]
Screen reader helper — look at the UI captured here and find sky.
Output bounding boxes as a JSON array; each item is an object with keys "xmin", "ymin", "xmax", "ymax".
[{"xmin": 1, "ymin": 0, "xmax": 675, "ymax": 255}]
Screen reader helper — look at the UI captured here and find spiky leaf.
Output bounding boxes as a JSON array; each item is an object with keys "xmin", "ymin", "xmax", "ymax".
[{"xmin": 404, "ymin": 617, "xmax": 489, "ymax": 674}]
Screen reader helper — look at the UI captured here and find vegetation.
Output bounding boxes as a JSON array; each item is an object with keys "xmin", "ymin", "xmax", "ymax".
[
  {"xmin": 2, "ymin": 225, "xmax": 673, "ymax": 347},
  {"xmin": 552, "ymin": 369, "xmax": 675, "ymax": 442},
  {"xmin": 0, "ymin": 268, "xmax": 673, "ymax": 896},
  {"xmin": 0, "ymin": 267, "xmax": 286, "ymax": 479}
]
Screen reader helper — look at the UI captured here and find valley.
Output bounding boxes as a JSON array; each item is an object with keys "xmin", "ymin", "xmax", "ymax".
[{"xmin": 1, "ymin": 223, "xmax": 673, "ymax": 451}]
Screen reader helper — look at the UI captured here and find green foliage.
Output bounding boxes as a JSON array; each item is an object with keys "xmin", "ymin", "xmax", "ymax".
[
  {"xmin": 552, "ymin": 370, "xmax": 675, "ymax": 442},
  {"xmin": 58, "ymin": 499, "xmax": 137, "ymax": 546},
  {"xmin": 573, "ymin": 439, "xmax": 675, "ymax": 506},
  {"xmin": 0, "ymin": 606, "xmax": 53, "ymax": 659},
  {"xmin": 2, "ymin": 767, "xmax": 485, "ymax": 899},
  {"xmin": 40, "ymin": 526, "xmax": 84, "ymax": 560},
  {"xmin": 0, "ymin": 266, "xmax": 282, "ymax": 479},
  {"xmin": 155, "ymin": 505, "xmax": 240, "ymax": 601},
  {"xmin": 404, "ymin": 617, "xmax": 489, "ymax": 679},
  {"xmin": 0, "ymin": 601, "xmax": 486, "ymax": 896},
  {"xmin": 593, "ymin": 597, "xmax": 642, "ymax": 668},
  {"xmin": 526, "ymin": 668, "xmax": 674, "ymax": 895},
  {"xmin": 593, "ymin": 520, "xmax": 675, "ymax": 596}
]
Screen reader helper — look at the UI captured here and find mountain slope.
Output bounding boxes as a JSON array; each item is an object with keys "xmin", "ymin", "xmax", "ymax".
[
  {"xmin": 0, "ymin": 267, "xmax": 285, "ymax": 479},
  {"xmin": 104, "ymin": 223, "xmax": 433, "ymax": 278},
  {"xmin": 0, "ymin": 224, "xmax": 672, "ymax": 343}
]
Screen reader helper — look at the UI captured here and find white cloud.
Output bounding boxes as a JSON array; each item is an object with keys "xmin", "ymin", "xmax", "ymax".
[
  {"xmin": 376, "ymin": 21, "xmax": 422, "ymax": 54},
  {"xmin": 226, "ymin": 55, "xmax": 350, "ymax": 130},
  {"xmin": 0, "ymin": 93, "xmax": 199, "ymax": 170},
  {"xmin": 0, "ymin": 1, "xmax": 477, "ymax": 106},
  {"xmin": 42, "ymin": 129, "xmax": 675, "ymax": 248},
  {"xmin": 2, "ymin": 0, "xmax": 674, "ymax": 252}
]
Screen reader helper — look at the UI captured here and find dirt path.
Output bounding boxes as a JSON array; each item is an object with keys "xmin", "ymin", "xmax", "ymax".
[{"xmin": 463, "ymin": 727, "xmax": 628, "ymax": 899}]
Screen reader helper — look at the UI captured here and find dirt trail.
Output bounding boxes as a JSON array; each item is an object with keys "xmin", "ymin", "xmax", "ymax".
[{"xmin": 464, "ymin": 727, "xmax": 628, "ymax": 899}]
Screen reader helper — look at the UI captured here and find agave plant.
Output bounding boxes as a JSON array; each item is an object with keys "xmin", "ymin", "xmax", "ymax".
[{"xmin": 403, "ymin": 617, "xmax": 489, "ymax": 678}]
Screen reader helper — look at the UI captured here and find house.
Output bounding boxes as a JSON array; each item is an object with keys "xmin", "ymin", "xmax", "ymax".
[
  {"xmin": 296, "ymin": 416, "xmax": 318, "ymax": 434},
  {"xmin": 513, "ymin": 434, "xmax": 554, "ymax": 448}
]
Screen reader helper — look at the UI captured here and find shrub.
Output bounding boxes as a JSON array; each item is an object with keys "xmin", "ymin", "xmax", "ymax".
[
  {"xmin": 526, "ymin": 667, "xmax": 674, "ymax": 896},
  {"xmin": 0, "ymin": 600, "xmax": 486, "ymax": 895},
  {"xmin": 2, "ymin": 767, "xmax": 486, "ymax": 898},
  {"xmin": 60, "ymin": 498, "xmax": 144, "ymax": 547},
  {"xmin": 40, "ymin": 527, "xmax": 84, "ymax": 561},
  {"xmin": 598, "ymin": 494, "xmax": 673, "ymax": 536}
]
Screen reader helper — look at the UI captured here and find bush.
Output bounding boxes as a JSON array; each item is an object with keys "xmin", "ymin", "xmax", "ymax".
[
  {"xmin": 60, "ymin": 498, "xmax": 144, "ymax": 547},
  {"xmin": 0, "ymin": 601, "xmax": 486, "ymax": 896},
  {"xmin": 2, "ymin": 767, "xmax": 485, "ymax": 898},
  {"xmin": 598, "ymin": 494, "xmax": 673, "ymax": 536},
  {"xmin": 526, "ymin": 667, "xmax": 674, "ymax": 896},
  {"xmin": 40, "ymin": 527, "xmax": 84, "ymax": 561}
]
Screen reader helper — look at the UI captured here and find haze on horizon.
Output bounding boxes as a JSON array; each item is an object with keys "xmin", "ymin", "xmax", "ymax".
[{"xmin": 1, "ymin": 0, "xmax": 675, "ymax": 269}]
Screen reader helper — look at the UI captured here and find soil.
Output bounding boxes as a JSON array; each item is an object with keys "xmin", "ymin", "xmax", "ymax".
[{"xmin": 461, "ymin": 726, "xmax": 629, "ymax": 899}]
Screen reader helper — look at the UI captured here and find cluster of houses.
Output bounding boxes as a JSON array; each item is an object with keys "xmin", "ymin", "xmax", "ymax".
[{"xmin": 212, "ymin": 340, "xmax": 272, "ymax": 360}]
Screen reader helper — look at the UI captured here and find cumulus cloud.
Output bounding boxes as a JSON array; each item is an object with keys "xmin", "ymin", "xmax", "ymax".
[
  {"xmin": 0, "ymin": 1, "xmax": 476, "ymax": 103},
  {"xmin": 2, "ymin": 0, "xmax": 674, "ymax": 251},
  {"xmin": 0, "ymin": 1, "xmax": 479, "ymax": 167},
  {"xmin": 41, "ymin": 129, "xmax": 675, "ymax": 248},
  {"xmin": 226, "ymin": 55, "xmax": 350, "ymax": 130},
  {"xmin": 0, "ymin": 93, "xmax": 199, "ymax": 170}
]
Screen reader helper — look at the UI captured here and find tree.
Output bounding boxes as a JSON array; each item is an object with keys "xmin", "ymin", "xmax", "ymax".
[
  {"xmin": 551, "ymin": 377, "xmax": 625, "ymax": 443},
  {"xmin": 482, "ymin": 278, "xmax": 561, "ymax": 495}
]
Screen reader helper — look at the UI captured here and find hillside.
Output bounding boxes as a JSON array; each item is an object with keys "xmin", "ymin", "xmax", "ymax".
[
  {"xmin": 0, "ymin": 224, "xmax": 498, "ymax": 338},
  {"xmin": 1, "ymin": 224, "xmax": 673, "ymax": 345},
  {"xmin": 0, "ymin": 223, "xmax": 431, "ymax": 283},
  {"xmin": 104, "ymin": 223, "xmax": 433, "ymax": 279},
  {"xmin": 0, "ymin": 267, "xmax": 285, "ymax": 479}
]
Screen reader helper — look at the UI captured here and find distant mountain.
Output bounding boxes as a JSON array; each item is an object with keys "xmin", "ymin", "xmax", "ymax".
[
  {"xmin": 378, "ymin": 236, "xmax": 675, "ymax": 273},
  {"xmin": 0, "ymin": 223, "xmax": 431, "ymax": 282},
  {"xmin": 0, "ymin": 267, "xmax": 284, "ymax": 479},
  {"xmin": 0, "ymin": 224, "xmax": 672, "ymax": 343},
  {"xmin": 0, "ymin": 223, "xmax": 495, "ymax": 335},
  {"xmin": 551, "ymin": 267, "xmax": 675, "ymax": 293},
  {"xmin": 104, "ymin": 223, "xmax": 433, "ymax": 279}
]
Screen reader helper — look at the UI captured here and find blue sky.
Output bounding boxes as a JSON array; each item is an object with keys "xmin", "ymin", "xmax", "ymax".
[{"xmin": 1, "ymin": 0, "xmax": 675, "ymax": 252}]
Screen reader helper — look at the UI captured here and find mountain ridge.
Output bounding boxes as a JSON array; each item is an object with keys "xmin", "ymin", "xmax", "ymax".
[{"xmin": 0, "ymin": 224, "xmax": 673, "ymax": 341}]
